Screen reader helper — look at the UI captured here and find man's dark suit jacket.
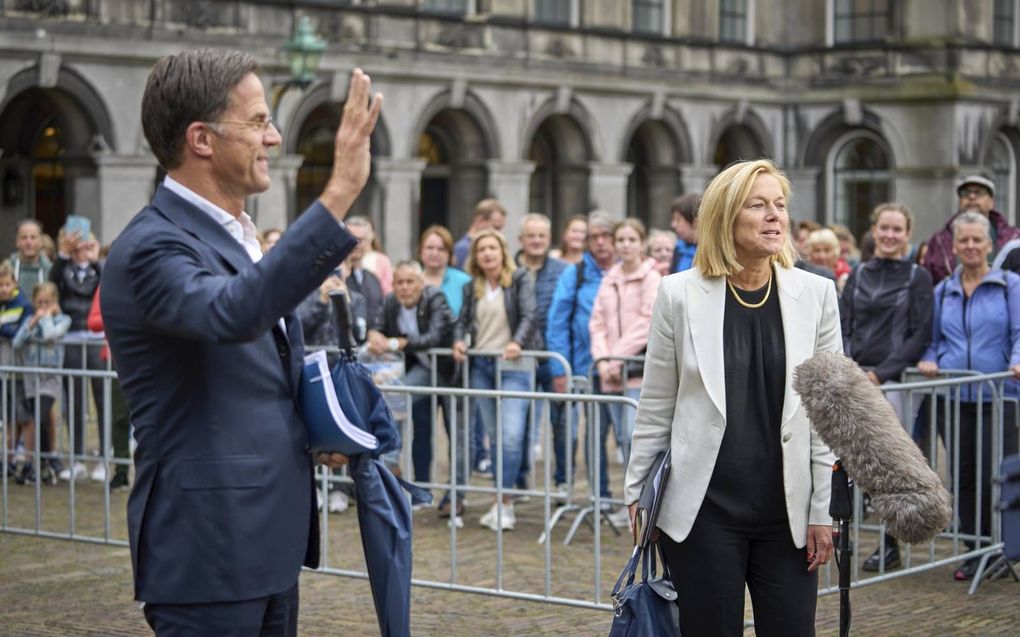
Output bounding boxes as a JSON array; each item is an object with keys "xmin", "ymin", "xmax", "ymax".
[{"xmin": 100, "ymin": 185, "xmax": 356, "ymax": 604}]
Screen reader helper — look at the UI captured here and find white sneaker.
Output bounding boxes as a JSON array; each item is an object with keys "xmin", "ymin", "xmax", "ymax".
[
  {"xmin": 327, "ymin": 491, "xmax": 349, "ymax": 514},
  {"xmin": 607, "ymin": 506, "xmax": 632, "ymax": 530},
  {"xmin": 447, "ymin": 515, "xmax": 464, "ymax": 529},
  {"xmin": 479, "ymin": 502, "xmax": 515, "ymax": 531},
  {"xmin": 90, "ymin": 463, "xmax": 107, "ymax": 482},
  {"xmin": 613, "ymin": 448, "xmax": 625, "ymax": 465},
  {"xmin": 59, "ymin": 462, "xmax": 87, "ymax": 482}
]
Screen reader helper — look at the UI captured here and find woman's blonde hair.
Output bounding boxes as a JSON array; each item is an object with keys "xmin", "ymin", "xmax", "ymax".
[
  {"xmin": 693, "ymin": 159, "xmax": 798, "ymax": 277},
  {"xmin": 465, "ymin": 229, "xmax": 516, "ymax": 298}
]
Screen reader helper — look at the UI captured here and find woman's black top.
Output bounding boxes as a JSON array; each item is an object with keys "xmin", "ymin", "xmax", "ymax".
[
  {"xmin": 701, "ymin": 275, "xmax": 788, "ymax": 526},
  {"xmin": 839, "ymin": 258, "xmax": 934, "ymax": 382}
]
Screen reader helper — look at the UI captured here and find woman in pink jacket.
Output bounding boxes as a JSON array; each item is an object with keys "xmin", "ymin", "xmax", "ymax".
[{"xmin": 590, "ymin": 218, "xmax": 662, "ymax": 470}]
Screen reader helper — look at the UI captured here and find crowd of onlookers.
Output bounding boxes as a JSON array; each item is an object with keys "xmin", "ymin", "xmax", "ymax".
[{"xmin": 2, "ymin": 173, "xmax": 1018, "ymax": 572}]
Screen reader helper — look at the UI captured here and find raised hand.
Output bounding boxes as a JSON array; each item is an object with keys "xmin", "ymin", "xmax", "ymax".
[{"xmin": 319, "ymin": 68, "xmax": 383, "ymax": 220}]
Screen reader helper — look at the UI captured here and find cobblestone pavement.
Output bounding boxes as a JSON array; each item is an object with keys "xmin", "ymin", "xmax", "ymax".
[{"xmin": 2, "ymin": 475, "xmax": 1018, "ymax": 636}]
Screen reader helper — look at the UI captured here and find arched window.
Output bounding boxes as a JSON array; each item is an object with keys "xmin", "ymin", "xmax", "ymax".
[
  {"xmin": 988, "ymin": 132, "xmax": 1016, "ymax": 223},
  {"xmin": 828, "ymin": 132, "xmax": 892, "ymax": 242}
]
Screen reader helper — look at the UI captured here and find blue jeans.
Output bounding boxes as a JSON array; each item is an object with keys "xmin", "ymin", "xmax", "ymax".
[
  {"xmin": 550, "ymin": 376, "xmax": 612, "ymax": 498},
  {"xmin": 516, "ymin": 361, "xmax": 554, "ymax": 488},
  {"xmin": 469, "ymin": 357, "xmax": 532, "ymax": 492},
  {"xmin": 607, "ymin": 386, "xmax": 641, "ymax": 469},
  {"xmin": 404, "ymin": 365, "xmax": 437, "ymax": 483}
]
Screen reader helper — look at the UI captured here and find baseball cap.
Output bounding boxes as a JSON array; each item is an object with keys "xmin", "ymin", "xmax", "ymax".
[{"xmin": 956, "ymin": 175, "xmax": 995, "ymax": 197}]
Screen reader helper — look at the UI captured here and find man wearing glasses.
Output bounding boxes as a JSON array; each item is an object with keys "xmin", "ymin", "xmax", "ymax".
[
  {"xmin": 101, "ymin": 49, "xmax": 381, "ymax": 635},
  {"xmin": 922, "ymin": 175, "xmax": 1020, "ymax": 283}
]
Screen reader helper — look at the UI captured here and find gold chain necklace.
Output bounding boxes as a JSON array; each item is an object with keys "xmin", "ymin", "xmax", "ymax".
[{"xmin": 727, "ymin": 273, "xmax": 773, "ymax": 309}]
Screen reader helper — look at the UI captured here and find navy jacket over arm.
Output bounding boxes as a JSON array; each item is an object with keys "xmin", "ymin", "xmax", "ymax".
[{"xmin": 100, "ymin": 185, "xmax": 357, "ymax": 605}]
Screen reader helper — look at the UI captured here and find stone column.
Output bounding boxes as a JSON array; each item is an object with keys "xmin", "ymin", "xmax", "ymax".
[
  {"xmin": 486, "ymin": 160, "xmax": 535, "ymax": 251},
  {"xmin": 785, "ymin": 167, "xmax": 822, "ymax": 223},
  {"xmin": 678, "ymin": 163, "xmax": 719, "ymax": 195},
  {"xmin": 250, "ymin": 154, "xmax": 304, "ymax": 231},
  {"xmin": 588, "ymin": 162, "xmax": 633, "ymax": 218},
  {"xmin": 374, "ymin": 157, "xmax": 426, "ymax": 261},
  {"xmin": 61, "ymin": 153, "xmax": 98, "ymax": 230},
  {"xmin": 93, "ymin": 154, "xmax": 159, "ymax": 241}
]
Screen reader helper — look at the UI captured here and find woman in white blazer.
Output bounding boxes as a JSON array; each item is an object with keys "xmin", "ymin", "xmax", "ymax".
[{"xmin": 624, "ymin": 159, "xmax": 838, "ymax": 636}]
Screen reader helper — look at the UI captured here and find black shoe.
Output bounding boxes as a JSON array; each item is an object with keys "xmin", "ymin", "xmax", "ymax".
[
  {"xmin": 109, "ymin": 472, "xmax": 130, "ymax": 491},
  {"xmin": 16, "ymin": 463, "xmax": 36, "ymax": 485},
  {"xmin": 862, "ymin": 543, "xmax": 900, "ymax": 571},
  {"xmin": 954, "ymin": 557, "xmax": 980, "ymax": 581},
  {"xmin": 437, "ymin": 496, "xmax": 465, "ymax": 519},
  {"xmin": 39, "ymin": 463, "xmax": 56, "ymax": 486}
]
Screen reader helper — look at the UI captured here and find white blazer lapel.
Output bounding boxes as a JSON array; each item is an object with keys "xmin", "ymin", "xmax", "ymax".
[
  {"xmin": 687, "ymin": 274, "xmax": 727, "ymax": 420},
  {"xmin": 777, "ymin": 266, "xmax": 809, "ymax": 428}
]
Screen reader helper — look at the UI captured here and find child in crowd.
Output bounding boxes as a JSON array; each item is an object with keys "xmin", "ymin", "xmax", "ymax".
[
  {"xmin": 13, "ymin": 282, "xmax": 70, "ymax": 485},
  {"xmin": 0, "ymin": 262, "xmax": 33, "ymax": 480}
]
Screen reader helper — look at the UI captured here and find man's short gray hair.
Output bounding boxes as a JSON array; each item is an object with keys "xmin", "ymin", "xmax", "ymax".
[
  {"xmin": 394, "ymin": 259, "xmax": 423, "ymax": 278},
  {"xmin": 952, "ymin": 211, "xmax": 992, "ymax": 241},
  {"xmin": 587, "ymin": 210, "xmax": 617, "ymax": 232},
  {"xmin": 519, "ymin": 212, "xmax": 551, "ymax": 233}
]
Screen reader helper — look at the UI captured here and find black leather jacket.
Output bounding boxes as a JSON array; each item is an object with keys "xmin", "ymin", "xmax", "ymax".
[
  {"xmin": 454, "ymin": 268, "xmax": 541, "ymax": 350},
  {"xmin": 50, "ymin": 256, "xmax": 101, "ymax": 331},
  {"xmin": 380, "ymin": 286, "xmax": 455, "ymax": 377}
]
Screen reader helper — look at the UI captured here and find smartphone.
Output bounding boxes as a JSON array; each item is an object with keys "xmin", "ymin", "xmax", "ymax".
[{"xmin": 65, "ymin": 215, "xmax": 91, "ymax": 240}]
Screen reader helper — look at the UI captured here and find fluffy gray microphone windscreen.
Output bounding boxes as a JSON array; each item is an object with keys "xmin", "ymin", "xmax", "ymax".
[{"xmin": 793, "ymin": 352, "xmax": 953, "ymax": 544}]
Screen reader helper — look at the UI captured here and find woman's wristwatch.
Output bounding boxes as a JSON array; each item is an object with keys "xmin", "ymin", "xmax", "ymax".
[{"xmin": 388, "ymin": 337, "xmax": 400, "ymax": 351}]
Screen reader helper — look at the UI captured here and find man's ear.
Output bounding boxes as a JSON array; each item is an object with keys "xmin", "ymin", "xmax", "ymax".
[{"xmin": 184, "ymin": 122, "xmax": 216, "ymax": 159}]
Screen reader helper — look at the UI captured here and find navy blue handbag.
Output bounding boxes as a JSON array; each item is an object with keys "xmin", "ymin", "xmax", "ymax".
[{"xmin": 609, "ymin": 542, "xmax": 680, "ymax": 637}]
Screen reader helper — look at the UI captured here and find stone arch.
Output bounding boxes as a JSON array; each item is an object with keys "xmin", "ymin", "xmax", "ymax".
[
  {"xmin": 521, "ymin": 95, "xmax": 601, "ymax": 164},
  {"xmin": 801, "ymin": 108, "xmax": 891, "ymax": 169},
  {"xmin": 284, "ymin": 81, "xmax": 391, "ymax": 157},
  {"xmin": 410, "ymin": 88, "xmax": 499, "ymax": 238},
  {"xmin": 0, "ymin": 64, "xmax": 117, "ymax": 239},
  {"xmin": 286, "ymin": 82, "xmax": 391, "ymax": 227},
  {"xmin": 708, "ymin": 105, "xmax": 774, "ymax": 167},
  {"xmin": 523, "ymin": 95, "xmax": 601, "ymax": 235},
  {"xmin": 801, "ymin": 108, "xmax": 895, "ymax": 239},
  {"xmin": 621, "ymin": 103, "xmax": 693, "ymax": 227}
]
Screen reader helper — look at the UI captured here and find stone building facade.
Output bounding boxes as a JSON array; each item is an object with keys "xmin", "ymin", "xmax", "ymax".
[{"xmin": 2, "ymin": 0, "xmax": 1020, "ymax": 259}]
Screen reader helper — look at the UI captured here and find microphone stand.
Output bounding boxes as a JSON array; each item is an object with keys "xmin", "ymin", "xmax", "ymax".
[{"xmin": 830, "ymin": 459, "xmax": 853, "ymax": 637}]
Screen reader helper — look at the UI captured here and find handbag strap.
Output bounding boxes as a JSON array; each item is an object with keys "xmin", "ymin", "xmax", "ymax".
[{"xmin": 611, "ymin": 546, "xmax": 641, "ymax": 608}]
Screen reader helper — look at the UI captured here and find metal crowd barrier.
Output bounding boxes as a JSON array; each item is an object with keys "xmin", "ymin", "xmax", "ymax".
[
  {"xmin": 316, "ymin": 384, "xmax": 639, "ymax": 610},
  {"xmin": 0, "ymin": 350, "xmax": 125, "ymax": 546},
  {"xmin": 420, "ymin": 347, "xmax": 602, "ymax": 542},
  {"xmin": 5, "ymin": 343, "xmax": 1020, "ymax": 612},
  {"xmin": 814, "ymin": 368, "xmax": 1020, "ymax": 597}
]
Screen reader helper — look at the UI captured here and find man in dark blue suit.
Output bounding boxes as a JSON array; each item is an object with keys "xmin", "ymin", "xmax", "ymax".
[{"xmin": 100, "ymin": 49, "xmax": 382, "ymax": 635}]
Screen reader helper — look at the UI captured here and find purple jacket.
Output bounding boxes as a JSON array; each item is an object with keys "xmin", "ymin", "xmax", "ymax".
[{"xmin": 922, "ymin": 209, "xmax": 1020, "ymax": 284}]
